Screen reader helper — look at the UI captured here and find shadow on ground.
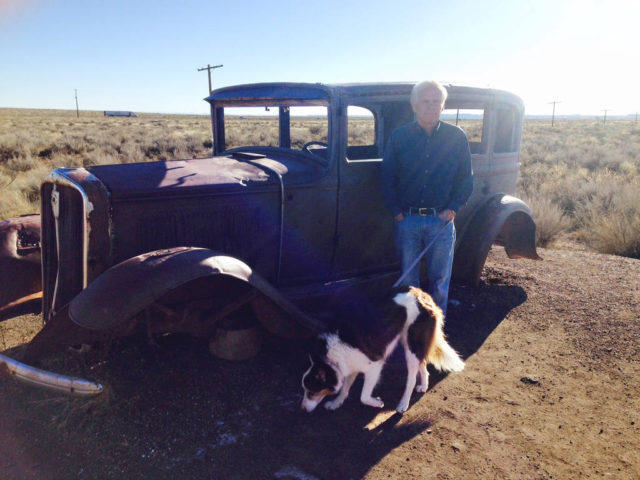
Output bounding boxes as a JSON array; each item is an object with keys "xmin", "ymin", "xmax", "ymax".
[{"xmin": 0, "ymin": 280, "xmax": 527, "ymax": 479}]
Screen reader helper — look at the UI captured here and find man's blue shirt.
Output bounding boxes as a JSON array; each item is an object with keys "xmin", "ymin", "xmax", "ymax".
[{"xmin": 380, "ymin": 120, "xmax": 474, "ymax": 217}]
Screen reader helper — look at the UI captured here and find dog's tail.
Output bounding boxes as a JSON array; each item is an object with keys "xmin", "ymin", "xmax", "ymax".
[
  {"xmin": 428, "ymin": 327, "xmax": 465, "ymax": 372},
  {"xmin": 407, "ymin": 287, "xmax": 465, "ymax": 373}
]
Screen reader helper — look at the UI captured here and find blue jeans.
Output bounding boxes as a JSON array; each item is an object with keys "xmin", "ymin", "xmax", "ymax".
[{"xmin": 394, "ymin": 214, "xmax": 455, "ymax": 316}]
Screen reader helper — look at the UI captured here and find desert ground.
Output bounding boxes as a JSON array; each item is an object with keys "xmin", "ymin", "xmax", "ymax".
[{"xmin": 1, "ymin": 241, "xmax": 638, "ymax": 480}]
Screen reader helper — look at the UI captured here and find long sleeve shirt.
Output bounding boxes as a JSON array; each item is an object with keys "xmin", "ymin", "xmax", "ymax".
[{"xmin": 380, "ymin": 121, "xmax": 474, "ymax": 218}]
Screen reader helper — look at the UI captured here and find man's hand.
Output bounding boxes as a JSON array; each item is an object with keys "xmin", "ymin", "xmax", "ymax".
[
  {"xmin": 439, "ymin": 209, "xmax": 456, "ymax": 222},
  {"xmin": 394, "ymin": 213, "xmax": 405, "ymax": 222}
]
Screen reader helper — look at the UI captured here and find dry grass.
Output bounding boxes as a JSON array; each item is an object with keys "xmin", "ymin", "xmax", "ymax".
[
  {"xmin": 0, "ymin": 108, "xmax": 212, "ymax": 218},
  {"xmin": 1, "ymin": 109, "xmax": 639, "ymax": 258},
  {"xmin": 521, "ymin": 195, "xmax": 571, "ymax": 248},
  {"xmin": 518, "ymin": 119, "xmax": 640, "ymax": 257}
]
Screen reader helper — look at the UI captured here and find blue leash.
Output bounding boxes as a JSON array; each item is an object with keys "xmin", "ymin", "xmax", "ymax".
[{"xmin": 392, "ymin": 219, "xmax": 453, "ymax": 288}]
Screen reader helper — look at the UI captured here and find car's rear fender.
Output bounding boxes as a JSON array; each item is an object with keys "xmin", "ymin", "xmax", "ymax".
[{"xmin": 453, "ymin": 194, "xmax": 541, "ymax": 285}]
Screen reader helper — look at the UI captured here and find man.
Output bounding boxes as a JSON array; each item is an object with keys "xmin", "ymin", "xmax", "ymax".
[{"xmin": 380, "ymin": 80, "xmax": 473, "ymax": 316}]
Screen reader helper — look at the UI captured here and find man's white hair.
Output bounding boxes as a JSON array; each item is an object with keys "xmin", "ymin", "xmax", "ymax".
[{"xmin": 410, "ymin": 80, "xmax": 448, "ymax": 107}]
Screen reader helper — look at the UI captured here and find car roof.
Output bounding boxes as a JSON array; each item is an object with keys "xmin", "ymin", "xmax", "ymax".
[{"xmin": 205, "ymin": 82, "xmax": 523, "ymax": 108}]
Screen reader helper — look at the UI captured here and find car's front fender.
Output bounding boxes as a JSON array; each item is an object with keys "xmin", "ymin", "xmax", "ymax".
[
  {"xmin": 25, "ymin": 247, "xmax": 324, "ymax": 361},
  {"xmin": 68, "ymin": 246, "xmax": 324, "ymax": 334}
]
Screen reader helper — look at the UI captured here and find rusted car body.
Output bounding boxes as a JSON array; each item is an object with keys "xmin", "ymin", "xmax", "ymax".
[
  {"xmin": 0, "ymin": 214, "xmax": 42, "ymax": 321},
  {"xmin": 0, "ymin": 82, "xmax": 539, "ymax": 393}
]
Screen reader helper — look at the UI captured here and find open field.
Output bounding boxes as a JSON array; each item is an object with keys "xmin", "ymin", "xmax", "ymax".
[{"xmin": 1, "ymin": 108, "xmax": 638, "ymax": 258}]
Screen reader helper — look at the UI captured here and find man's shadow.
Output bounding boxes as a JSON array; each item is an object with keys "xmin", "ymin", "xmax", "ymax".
[{"xmin": 446, "ymin": 280, "xmax": 528, "ymax": 358}]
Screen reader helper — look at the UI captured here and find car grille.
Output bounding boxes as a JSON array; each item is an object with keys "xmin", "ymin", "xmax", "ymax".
[{"xmin": 41, "ymin": 182, "xmax": 85, "ymax": 322}]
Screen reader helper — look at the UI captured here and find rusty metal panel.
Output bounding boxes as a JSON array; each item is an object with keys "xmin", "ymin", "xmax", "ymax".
[
  {"xmin": 205, "ymin": 83, "xmax": 331, "ymax": 104},
  {"xmin": 0, "ymin": 292, "xmax": 42, "ymax": 322},
  {"xmin": 86, "ymin": 156, "xmax": 278, "ymax": 200},
  {"xmin": 0, "ymin": 215, "xmax": 41, "ymax": 313},
  {"xmin": 67, "ymin": 247, "xmax": 323, "ymax": 334},
  {"xmin": 332, "ymin": 160, "xmax": 397, "ymax": 277},
  {"xmin": 59, "ymin": 168, "xmax": 112, "ymax": 283},
  {"xmin": 279, "ymin": 182, "xmax": 337, "ymax": 283}
]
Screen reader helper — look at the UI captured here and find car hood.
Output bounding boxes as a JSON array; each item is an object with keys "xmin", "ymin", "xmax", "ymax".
[{"xmin": 85, "ymin": 152, "xmax": 318, "ymax": 201}]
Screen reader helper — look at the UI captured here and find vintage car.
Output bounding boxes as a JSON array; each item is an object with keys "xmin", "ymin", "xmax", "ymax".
[{"xmin": 0, "ymin": 82, "xmax": 539, "ymax": 394}]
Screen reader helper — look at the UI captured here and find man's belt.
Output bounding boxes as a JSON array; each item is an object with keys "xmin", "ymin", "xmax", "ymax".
[{"xmin": 405, "ymin": 207, "xmax": 439, "ymax": 216}]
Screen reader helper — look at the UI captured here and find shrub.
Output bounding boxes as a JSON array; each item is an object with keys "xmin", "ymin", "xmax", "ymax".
[
  {"xmin": 575, "ymin": 180, "xmax": 640, "ymax": 258},
  {"xmin": 518, "ymin": 119, "xmax": 640, "ymax": 257},
  {"xmin": 523, "ymin": 195, "xmax": 571, "ymax": 247}
]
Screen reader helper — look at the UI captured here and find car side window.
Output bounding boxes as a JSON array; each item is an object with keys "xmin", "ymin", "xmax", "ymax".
[
  {"xmin": 442, "ymin": 108, "xmax": 485, "ymax": 154},
  {"xmin": 346, "ymin": 106, "xmax": 379, "ymax": 161},
  {"xmin": 494, "ymin": 107, "xmax": 518, "ymax": 153}
]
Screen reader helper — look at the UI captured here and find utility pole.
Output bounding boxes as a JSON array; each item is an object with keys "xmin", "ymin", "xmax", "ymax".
[
  {"xmin": 198, "ymin": 64, "xmax": 223, "ymax": 155},
  {"xmin": 548, "ymin": 100, "xmax": 561, "ymax": 127},
  {"xmin": 601, "ymin": 109, "xmax": 609, "ymax": 125},
  {"xmin": 75, "ymin": 89, "xmax": 79, "ymax": 118},
  {"xmin": 197, "ymin": 64, "xmax": 223, "ymax": 93}
]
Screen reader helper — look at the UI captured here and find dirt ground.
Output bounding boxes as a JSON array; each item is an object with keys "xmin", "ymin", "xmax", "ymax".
[{"xmin": 1, "ymin": 244, "xmax": 639, "ymax": 480}]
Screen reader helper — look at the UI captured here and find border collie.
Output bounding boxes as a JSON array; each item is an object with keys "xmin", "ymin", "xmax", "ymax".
[{"xmin": 301, "ymin": 287, "xmax": 464, "ymax": 413}]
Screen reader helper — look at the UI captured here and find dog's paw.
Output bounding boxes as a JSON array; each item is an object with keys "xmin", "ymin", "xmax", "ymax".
[
  {"xmin": 362, "ymin": 397, "xmax": 384, "ymax": 409},
  {"xmin": 324, "ymin": 399, "xmax": 343, "ymax": 410},
  {"xmin": 415, "ymin": 384, "xmax": 428, "ymax": 393},
  {"xmin": 396, "ymin": 401, "xmax": 409, "ymax": 413}
]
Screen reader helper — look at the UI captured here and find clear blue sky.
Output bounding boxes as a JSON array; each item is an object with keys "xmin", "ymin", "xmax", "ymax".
[{"xmin": 1, "ymin": 0, "xmax": 637, "ymax": 115}]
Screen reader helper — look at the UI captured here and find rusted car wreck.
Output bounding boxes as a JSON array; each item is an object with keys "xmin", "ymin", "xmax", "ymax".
[{"xmin": 0, "ymin": 82, "xmax": 540, "ymax": 394}]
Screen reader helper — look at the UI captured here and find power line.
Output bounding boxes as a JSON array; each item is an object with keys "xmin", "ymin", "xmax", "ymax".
[
  {"xmin": 601, "ymin": 109, "xmax": 609, "ymax": 125},
  {"xmin": 75, "ymin": 89, "xmax": 79, "ymax": 118}
]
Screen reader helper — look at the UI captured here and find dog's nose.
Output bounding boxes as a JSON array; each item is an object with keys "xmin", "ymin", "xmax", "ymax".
[{"xmin": 300, "ymin": 399, "xmax": 315, "ymax": 412}]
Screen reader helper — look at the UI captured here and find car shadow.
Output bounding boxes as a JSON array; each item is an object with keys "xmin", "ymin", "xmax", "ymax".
[{"xmin": 0, "ymin": 281, "xmax": 527, "ymax": 480}]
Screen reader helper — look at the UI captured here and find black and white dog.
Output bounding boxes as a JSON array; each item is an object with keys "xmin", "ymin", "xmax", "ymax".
[{"xmin": 301, "ymin": 287, "xmax": 464, "ymax": 413}]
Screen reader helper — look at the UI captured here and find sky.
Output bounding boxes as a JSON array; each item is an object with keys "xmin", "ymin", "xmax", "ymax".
[{"xmin": 0, "ymin": 0, "xmax": 638, "ymax": 116}]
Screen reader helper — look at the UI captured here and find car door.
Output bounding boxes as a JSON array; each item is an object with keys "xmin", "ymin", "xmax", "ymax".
[{"xmin": 332, "ymin": 104, "xmax": 397, "ymax": 278}]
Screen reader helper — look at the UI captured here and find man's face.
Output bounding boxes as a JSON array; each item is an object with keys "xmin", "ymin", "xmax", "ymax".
[{"xmin": 411, "ymin": 87, "xmax": 444, "ymax": 132}]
